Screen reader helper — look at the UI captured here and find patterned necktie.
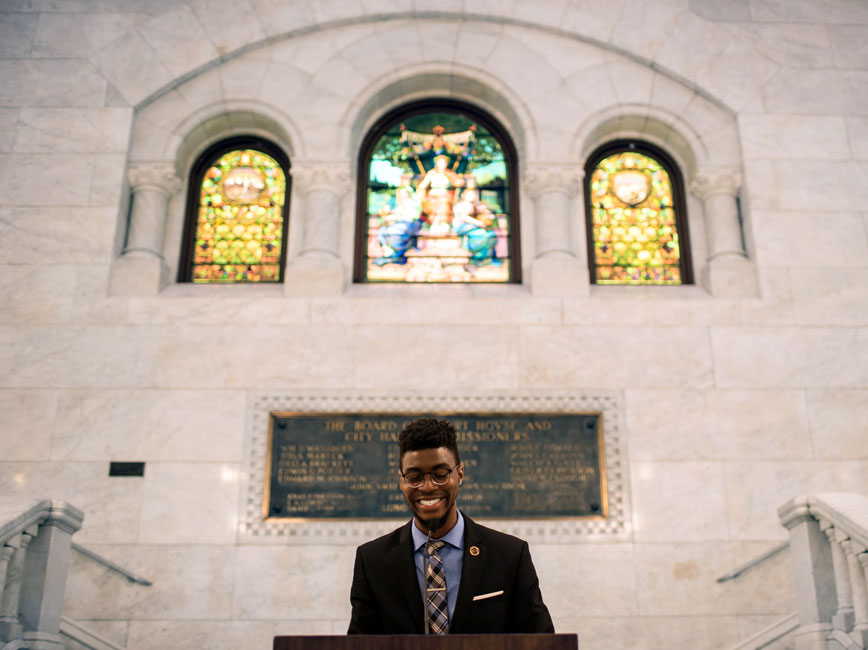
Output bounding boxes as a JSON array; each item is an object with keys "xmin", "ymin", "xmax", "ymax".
[{"xmin": 425, "ymin": 540, "xmax": 449, "ymax": 634}]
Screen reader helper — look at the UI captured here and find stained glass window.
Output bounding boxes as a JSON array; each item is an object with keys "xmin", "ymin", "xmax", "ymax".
[
  {"xmin": 586, "ymin": 143, "xmax": 691, "ymax": 285},
  {"xmin": 180, "ymin": 138, "xmax": 289, "ymax": 283},
  {"xmin": 355, "ymin": 103, "xmax": 518, "ymax": 283}
]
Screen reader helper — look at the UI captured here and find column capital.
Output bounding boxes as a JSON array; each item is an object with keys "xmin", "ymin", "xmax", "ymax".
[
  {"xmin": 292, "ymin": 161, "xmax": 353, "ymax": 196},
  {"xmin": 690, "ymin": 169, "xmax": 742, "ymax": 199},
  {"xmin": 128, "ymin": 163, "xmax": 182, "ymax": 196},
  {"xmin": 523, "ymin": 164, "xmax": 584, "ymax": 197}
]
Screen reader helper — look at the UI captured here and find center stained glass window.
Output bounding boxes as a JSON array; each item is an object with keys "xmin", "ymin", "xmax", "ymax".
[
  {"xmin": 358, "ymin": 107, "xmax": 515, "ymax": 283},
  {"xmin": 587, "ymin": 146, "xmax": 688, "ymax": 285},
  {"xmin": 186, "ymin": 144, "xmax": 288, "ymax": 283}
]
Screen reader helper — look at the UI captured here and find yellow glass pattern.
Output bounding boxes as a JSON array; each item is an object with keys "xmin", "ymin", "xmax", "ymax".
[
  {"xmin": 193, "ymin": 149, "xmax": 286, "ymax": 283},
  {"xmin": 589, "ymin": 151, "xmax": 682, "ymax": 285}
]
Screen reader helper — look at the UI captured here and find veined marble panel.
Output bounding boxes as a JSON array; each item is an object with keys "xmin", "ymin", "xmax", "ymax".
[
  {"xmin": 311, "ymin": 295, "xmax": 561, "ymax": 326},
  {"xmin": 64, "ymin": 544, "xmax": 234, "ymax": 620},
  {"xmin": 0, "ymin": 153, "xmax": 95, "ymax": 207},
  {"xmin": 139, "ymin": 462, "xmax": 242, "ymax": 544},
  {"xmin": 533, "ymin": 543, "xmax": 639, "ymax": 617},
  {"xmin": 0, "ymin": 460, "xmax": 141, "ymax": 543},
  {"xmin": 520, "ymin": 326, "xmax": 713, "ymax": 389},
  {"xmin": 240, "ymin": 390, "xmax": 629, "ymax": 543},
  {"xmin": 807, "ymin": 390, "xmax": 868, "ymax": 460},
  {"xmin": 0, "ymin": 13, "xmax": 36, "ymax": 58},
  {"xmin": 0, "ymin": 389, "xmax": 56, "ymax": 461},
  {"xmin": 753, "ymin": 211, "xmax": 868, "ymax": 267},
  {"xmin": 0, "ymin": 59, "xmax": 107, "ymax": 107},
  {"xmin": 723, "ymin": 459, "xmax": 868, "ymax": 540},
  {"xmin": 790, "ymin": 268, "xmax": 868, "ymax": 326},
  {"xmin": 753, "ymin": 23, "xmax": 834, "ymax": 68},
  {"xmin": 0, "ymin": 325, "xmax": 158, "ymax": 389},
  {"xmin": 711, "ymin": 327, "xmax": 868, "ymax": 388},
  {"xmin": 739, "ymin": 115, "xmax": 849, "ymax": 161},
  {"xmin": 0, "ymin": 264, "xmax": 77, "ymax": 324},
  {"xmin": 353, "ymin": 325, "xmax": 519, "ymax": 390},
  {"xmin": 233, "ymin": 544, "xmax": 355, "ymax": 620},
  {"xmin": 52, "ymin": 389, "xmax": 246, "ymax": 462},
  {"xmin": 189, "ymin": 0, "xmax": 268, "ymax": 56},
  {"xmin": 627, "ymin": 389, "xmax": 812, "ymax": 462},
  {"xmin": 31, "ymin": 12, "xmax": 138, "ymax": 59},
  {"xmin": 633, "ymin": 541, "xmax": 795, "ymax": 616},
  {"xmin": 154, "ymin": 325, "xmax": 354, "ymax": 389},
  {"xmin": 630, "ymin": 461, "xmax": 729, "ymax": 542},
  {"xmin": 0, "ymin": 207, "xmax": 116, "ymax": 264}
]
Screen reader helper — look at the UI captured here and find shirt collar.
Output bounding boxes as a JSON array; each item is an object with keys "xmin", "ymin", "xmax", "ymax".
[{"xmin": 411, "ymin": 509, "xmax": 465, "ymax": 551}]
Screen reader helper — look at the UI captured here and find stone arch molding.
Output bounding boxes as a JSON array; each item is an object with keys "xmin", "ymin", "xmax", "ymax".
[
  {"xmin": 575, "ymin": 103, "xmax": 756, "ymax": 297},
  {"xmin": 111, "ymin": 15, "xmax": 757, "ymax": 297}
]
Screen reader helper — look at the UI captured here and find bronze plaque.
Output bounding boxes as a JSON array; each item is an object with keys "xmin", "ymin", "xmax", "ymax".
[{"xmin": 264, "ymin": 412, "xmax": 606, "ymax": 520}]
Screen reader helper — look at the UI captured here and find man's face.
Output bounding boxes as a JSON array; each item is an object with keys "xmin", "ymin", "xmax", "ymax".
[{"xmin": 399, "ymin": 446, "xmax": 463, "ymax": 532}]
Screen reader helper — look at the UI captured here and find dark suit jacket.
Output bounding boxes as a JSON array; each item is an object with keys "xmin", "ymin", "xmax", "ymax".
[{"xmin": 347, "ymin": 515, "xmax": 554, "ymax": 634}]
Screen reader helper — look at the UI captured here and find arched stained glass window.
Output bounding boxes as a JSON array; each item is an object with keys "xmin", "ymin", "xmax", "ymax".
[
  {"xmin": 354, "ymin": 100, "xmax": 520, "ymax": 283},
  {"xmin": 585, "ymin": 141, "xmax": 692, "ymax": 285},
  {"xmin": 179, "ymin": 137, "xmax": 290, "ymax": 283}
]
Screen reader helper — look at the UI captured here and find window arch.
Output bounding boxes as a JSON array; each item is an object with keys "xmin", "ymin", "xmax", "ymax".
[
  {"xmin": 584, "ymin": 141, "xmax": 692, "ymax": 285},
  {"xmin": 178, "ymin": 136, "xmax": 290, "ymax": 283},
  {"xmin": 354, "ymin": 99, "xmax": 521, "ymax": 284}
]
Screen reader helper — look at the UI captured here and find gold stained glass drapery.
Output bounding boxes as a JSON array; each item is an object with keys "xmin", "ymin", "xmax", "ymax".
[
  {"xmin": 588, "ymin": 150, "xmax": 684, "ymax": 285},
  {"xmin": 191, "ymin": 148, "xmax": 287, "ymax": 283}
]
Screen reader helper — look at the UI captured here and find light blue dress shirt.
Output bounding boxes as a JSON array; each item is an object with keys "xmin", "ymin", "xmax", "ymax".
[{"xmin": 411, "ymin": 509, "xmax": 465, "ymax": 625}]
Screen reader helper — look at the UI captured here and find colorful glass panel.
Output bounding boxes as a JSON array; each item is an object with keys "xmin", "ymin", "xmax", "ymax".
[
  {"xmin": 589, "ymin": 151, "xmax": 682, "ymax": 285},
  {"xmin": 363, "ymin": 111, "xmax": 511, "ymax": 283},
  {"xmin": 192, "ymin": 149, "xmax": 286, "ymax": 283}
]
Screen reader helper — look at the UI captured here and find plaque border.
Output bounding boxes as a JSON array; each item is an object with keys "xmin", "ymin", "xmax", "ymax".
[{"xmin": 240, "ymin": 390, "xmax": 631, "ymax": 544}]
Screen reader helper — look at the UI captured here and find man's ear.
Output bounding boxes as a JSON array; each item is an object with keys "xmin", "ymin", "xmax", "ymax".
[{"xmin": 457, "ymin": 463, "xmax": 465, "ymax": 484}]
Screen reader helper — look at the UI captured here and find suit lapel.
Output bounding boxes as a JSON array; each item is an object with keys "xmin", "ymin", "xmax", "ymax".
[
  {"xmin": 450, "ymin": 515, "xmax": 485, "ymax": 632},
  {"xmin": 391, "ymin": 521, "xmax": 425, "ymax": 634}
]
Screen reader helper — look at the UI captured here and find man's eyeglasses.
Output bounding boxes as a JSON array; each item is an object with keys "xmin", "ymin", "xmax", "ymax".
[{"xmin": 400, "ymin": 464, "xmax": 461, "ymax": 488}]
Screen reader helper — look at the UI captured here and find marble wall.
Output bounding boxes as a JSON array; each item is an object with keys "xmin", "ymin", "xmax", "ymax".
[{"xmin": 1, "ymin": 2, "xmax": 867, "ymax": 650}]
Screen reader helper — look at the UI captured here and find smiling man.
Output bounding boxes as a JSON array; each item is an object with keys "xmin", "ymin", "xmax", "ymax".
[{"xmin": 347, "ymin": 418, "xmax": 554, "ymax": 635}]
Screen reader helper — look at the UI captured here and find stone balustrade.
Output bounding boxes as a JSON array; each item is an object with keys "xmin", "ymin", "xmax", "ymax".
[
  {"xmin": 0, "ymin": 499, "xmax": 83, "ymax": 650},
  {"xmin": 779, "ymin": 493, "xmax": 868, "ymax": 650}
]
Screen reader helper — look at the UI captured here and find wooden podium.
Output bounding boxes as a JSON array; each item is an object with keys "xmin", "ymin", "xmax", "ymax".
[{"xmin": 274, "ymin": 635, "xmax": 578, "ymax": 650}]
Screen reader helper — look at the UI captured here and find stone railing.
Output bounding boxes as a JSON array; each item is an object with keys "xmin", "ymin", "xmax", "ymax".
[
  {"xmin": 0, "ymin": 499, "xmax": 83, "ymax": 650},
  {"xmin": 779, "ymin": 493, "xmax": 868, "ymax": 650}
]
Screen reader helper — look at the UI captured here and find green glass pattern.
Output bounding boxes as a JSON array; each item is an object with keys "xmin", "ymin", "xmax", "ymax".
[
  {"xmin": 193, "ymin": 149, "xmax": 285, "ymax": 283},
  {"xmin": 590, "ymin": 151, "xmax": 682, "ymax": 285},
  {"xmin": 364, "ymin": 111, "xmax": 511, "ymax": 283}
]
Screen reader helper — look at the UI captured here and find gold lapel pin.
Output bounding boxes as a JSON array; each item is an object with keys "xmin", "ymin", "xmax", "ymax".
[{"xmin": 469, "ymin": 546, "xmax": 480, "ymax": 556}]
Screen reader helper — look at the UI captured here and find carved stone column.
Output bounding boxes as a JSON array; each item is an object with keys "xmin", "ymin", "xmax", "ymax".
[
  {"xmin": 778, "ymin": 497, "xmax": 836, "ymax": 650},
  {"xmin": 110, "ymin": 163, "xmax": 182, "ymax": 295},
  {"xmin": 821, "ymin": 522, "xmax": 855, "ymax": 632},
  {"xmin": 284, "ymin": 161, "xmax": 352, "ymax": 295},
  {"xmin": 690, "ymin": 169, "xmax": 758, "ymax": 297},
  {"xmin": 845, "ymin": 541, "xmax": 868, "ymax": 647},
  {"xmin": 524, "ymin": 164, "xmax": 588, "ymax": 296}
]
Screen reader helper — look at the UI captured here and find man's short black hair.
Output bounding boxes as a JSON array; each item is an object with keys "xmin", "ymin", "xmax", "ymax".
[{"xmin": 398, "ymin": 418, "xmax": 460, "ymax": 464}]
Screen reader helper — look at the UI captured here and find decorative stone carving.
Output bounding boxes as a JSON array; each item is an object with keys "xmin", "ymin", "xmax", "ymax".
[
  {"xmin": 123, "ymin": 163, "xmax": 182, "ymax": 259},
  {"xmin": 291, "ymin": 161, "xmax": 352, "ymax": 197},
  {"xmin": 689, "ymin": 170, "xmax": 742, "ymax": 200},
  {"xmin": 523, "ymin": 164, "xmax": 583, "ymax": 198},
  {"xmin": 127, "ymin": 164, "xmax": 183, "ymax": 195}
]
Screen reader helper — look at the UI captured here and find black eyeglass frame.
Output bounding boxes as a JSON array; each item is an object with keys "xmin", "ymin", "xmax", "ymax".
[{"xmin": 399, "ymin": 464, "xmax": 462, "ymax": 488}]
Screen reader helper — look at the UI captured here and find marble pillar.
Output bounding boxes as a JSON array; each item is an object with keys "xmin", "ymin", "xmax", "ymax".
[
  {"xmin": 690, "ymin": 169, "xmax": 759, "ymax": 297},
  {"xmin": 779, "ymin": 498, "xmax": 837, "ymax": 650},
  {"xmin": 524, "ymin": 164, "xmax": 588, "ymax": 296},
  {"xmin": 284, "ymin": 162, "xmax": 351, "ymax": 295},
  {"xmin": 109, "ymin": 163, "xmax": 182, "ymax": 296},
  {"xmin": 822, "ymin": 522, "xmax": 855, "ymax": 632}
]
